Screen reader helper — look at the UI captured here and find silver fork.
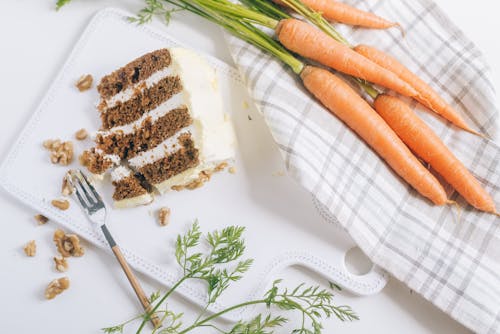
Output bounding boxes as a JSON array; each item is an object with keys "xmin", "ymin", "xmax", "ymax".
[{"xmin": 67, "ymin": 169, "xmax": 161, "ymax": 329}]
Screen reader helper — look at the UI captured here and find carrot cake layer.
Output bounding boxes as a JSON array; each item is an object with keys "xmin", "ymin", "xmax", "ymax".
[
  {"xmin": 98, "ymin": 49, "xmax": 171, "ymax": 99},
  {"xmin": 111, "ymin": 166, "xmax": 153, "ymax": 208},
  {"xmin": 100, "ymin": 75, "xmax": 182, "ymax": 129},
  {"xmin": 134, "ymin": 133, "xmax": 200, "ymax": 185},
  {"xmin": 96, "ymin": 106, "xmax": 191, "ymax": 160}
]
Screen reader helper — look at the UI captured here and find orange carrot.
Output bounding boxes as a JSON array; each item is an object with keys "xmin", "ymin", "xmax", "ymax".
[
  {"xmin": 301, "ymin": 66, "xmax": 448, "ymax": 205},
  {"xmin": 374, "ymin": 94, "xmax": 496, "ymax": 213},
  {"xmin": 281, "ymin": 0, "xmax": 397, "ymax": 29},
  {"xmin": 276, "ymin": 19, "xmax": 417, "ymax": 98},
  {"xmin": 355, "ymin": 44, "xmax": 478, "ymax": 134}
]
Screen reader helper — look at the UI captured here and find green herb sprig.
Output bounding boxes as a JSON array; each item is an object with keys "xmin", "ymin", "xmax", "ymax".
[{"xmin": 99, "ymin": 222, "xmax": 357, "ymax": 333}]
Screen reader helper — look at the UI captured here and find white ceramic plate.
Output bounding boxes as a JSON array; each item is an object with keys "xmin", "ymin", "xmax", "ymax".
[{"xmin": 0, "ymin": 7, "xmax": 387, "ymax": 320}]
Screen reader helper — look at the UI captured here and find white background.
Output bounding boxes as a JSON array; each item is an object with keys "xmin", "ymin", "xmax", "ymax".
[{"xmin": 1, "ymin": 0, "xmax": 497, "ymax": 333}]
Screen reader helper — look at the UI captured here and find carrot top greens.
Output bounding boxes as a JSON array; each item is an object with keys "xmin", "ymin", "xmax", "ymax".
[{"xmin": 97, "ymin": 222, "xmax": 357, "ymax": 333}]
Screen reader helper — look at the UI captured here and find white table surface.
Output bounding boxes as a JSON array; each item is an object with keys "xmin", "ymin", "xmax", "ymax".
[{"xmin": 1, "ymin": 0, "xmax": 497, "ymax": 333}]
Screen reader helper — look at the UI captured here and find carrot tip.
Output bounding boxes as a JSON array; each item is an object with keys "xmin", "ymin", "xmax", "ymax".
[
  {"xmin": 466, "ymin": 129, "xmax": 490, "ymax": 140},
  {"xmin": 394, "ymin": 23, "xmax": 406, "ymax": 38}
]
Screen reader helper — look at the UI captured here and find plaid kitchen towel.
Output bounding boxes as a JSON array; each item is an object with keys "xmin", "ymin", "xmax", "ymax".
[{"xmin": 224, "ymin": 0, "xmax": 500, "ymax": 332}]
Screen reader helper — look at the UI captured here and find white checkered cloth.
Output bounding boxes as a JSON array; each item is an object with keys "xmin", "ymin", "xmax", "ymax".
[{"xmin": 224, "ymin": 0, "xmax": 500, "ymax": 332}]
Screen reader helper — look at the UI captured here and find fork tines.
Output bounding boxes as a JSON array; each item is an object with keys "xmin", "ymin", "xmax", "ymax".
[{"xmin": 67, "ymin": 170, "xmax": 104, "ymax": 210}]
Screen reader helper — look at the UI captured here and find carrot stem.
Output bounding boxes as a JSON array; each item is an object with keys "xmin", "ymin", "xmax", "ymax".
[{"xmin": 163, "ymin": 0, "xmax": 304, "ymax": 74}]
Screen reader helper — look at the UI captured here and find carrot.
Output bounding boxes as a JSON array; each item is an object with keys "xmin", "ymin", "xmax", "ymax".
[
  {"xmin": 354, "ymin": 44, "xmax": 479, "ymax": 135},
  {"xmin": 276, "ymin": 19, "xmax": 418, "ymax": 98},
  {"xmin": 277, "ymin": 0, "xmax": 397, "ymax": 29},
  {"xmin": 374, "ymin": 94, "xmax": 496, "ymax": 213},
  {"xmin": 301, "ymin": 66, "xmax": 448, "ymax": 205}
]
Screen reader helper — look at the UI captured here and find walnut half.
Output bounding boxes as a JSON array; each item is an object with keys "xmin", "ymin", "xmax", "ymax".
[
  {"xmin": 53, "ymin": 229, "xmax": 84, "ymax": 257},
  {"xmin": 52, "ymin": 199, "xmax": 70, "ymax": 211},
  {"xmin": 34, "ymin": 214, "xmax": 49, "ymax": 225},
  {"xmin": 23, "ymin": 240, "xmax": 36, "ymax": 257},
  {"xmin": 45, "ymin": 277, "xmax": 70, "ymax": 300},
  {"xmin": 61, "ymin": 174, "xmax": 73, "ymax": 196},
  {"xmin": 54, "ymin": 256, "xmax": 68, "ymax": 272},
  {"xmin": 43, "ymin": 139, "xmax": 74, "ymax": 166},
  {"xmin": 158, "ymin": 207, "xmax": 171, "ymax": 227},
  {"xmin": 75, "ymin": 74, "xmax": 93, "ymax": 92}
]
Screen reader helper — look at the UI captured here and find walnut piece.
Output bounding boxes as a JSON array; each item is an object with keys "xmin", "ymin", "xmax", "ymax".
[
  {"xmin": 158, "ymin": 207, "xmax": 171, "ymax": 226},
  {"xmin": 54, "ymin": 256, "xmax": 69, "ymax": 272},
  {"xmin": 45, "ymin": 277, "xmax": 70, "ymax": 300},
  {"xmin": 53, "ymin": 229, "xmax": 84, "ymax": 257},
  {"xmin": 214, "ymin": 162, "xmax": 228, "ymax": 172},
  {"xmin": 51, "ymin": 199, "xmax": 70, "ymax": 211},
  {"xmin": 43, "ymin": 139, "xmax": 74, "ymax": 166},
  {"xmin": 34, "ymin": 214, "xmax": 49, "ymax": 225},
  {"xmin": 75, "ymin": 74, "xmax": 93, "ymax": 92},
  {"xmin": 23, "ymin": 240, "xmax": 36, "ymax": 257},
  {"xmin": 61, "ymin": 174, "xmax": 73, "ymax": 196},
  {"xmin": 75, "ymin": 128, "xmax": 88, "ymax": 141}
]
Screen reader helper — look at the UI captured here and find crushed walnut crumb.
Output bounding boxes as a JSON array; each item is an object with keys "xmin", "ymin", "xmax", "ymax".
[
  {"xmin": 158, "ymin": 207, "xmax": 171, "ymax": 226},
  {"xmin": 53, "ymin": 229, "xmax": 84, "ymax": 257},
  {"xmin": 45, "ymin": 277, "xmax": 70, "ymax": 300},
  {"xmin": 23, "ymin": 240, "xmax": 36, "ymax": 257},
  {"xmin": 51, "ymin": 199, "xmax": 70, "ymax": 211},
  {"xmin": 214, "ymin": 162, "xmax": 228, "ymax": 172},
  {"xmin": 171, "ymin": 185, "xmax": 184, "ymax": 191},
  {"xmin": 34, "ymin": 214, "xmax": 49, "ymax": 225},
  {"xmin": 43, "ymin": 139, "xmax": 74, "ymax": 166},
  {"xmin": 61, "ymin": 174, "xmax": 73, "ymax": 196},
  {"xmin": 75, "ymin": 74, "xmax": 93, "ymax": 92},
  {"xmin": 75, "ymin": 128, "xmax": 88, "ymax": 141},
  {"xmin": 54, "ymin": 256, "xmax": 69, "ymax": 272},
  {"xmin": 185, "ymin": 171, "xmax": 212, "ymax": 190}
]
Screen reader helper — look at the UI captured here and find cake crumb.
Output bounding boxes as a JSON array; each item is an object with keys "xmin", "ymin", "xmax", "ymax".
[
  {"xmin": 158, "ymin": 207, "xmax": 171, "ymax": 226},
  {"xmin": 242, "ymin": 100, "xmax": 249, "ymax": 109},
  {"xmin": 273, "ymin": 170, "xmax": 285, "ymax": 177},
  {"xmin": 75, "ymin": 128, "xmax": 88, "ymax": 141},
  {"xmin": 51, "ymin": 199, "xmax": 70, "ymax": 211},
  {"xmin": 23, "ymin": 240, "xmax": 36, "ymax": 257},
  {"xmin": 45, "ymin": 277, "xmax": 70, "ymax": 300},
  {"xmin": 171, "ymin": 185, "xmax": 184, "ymax": 191},
  {"xmin": 228, "ymin": 166, "xmax": 236, "ymax": 174},
  {"xmin": 61, "ymin": 173, "xmax": 73, "ymax": 196},
  {"xmin": 54, "ymin": 256, "xmax": 68, "ymax": 272},
  {"xmin": 54, "ymin": 229, "xmax": 84, "ymax": 257},
  {"xmin": 43, "ymin": 139, "xmax": 74, "ymax": 166},
  {"xmin": 75, "ymin": 74, "xmax": 93, "ymax": 92},
  {"xmin": 34, "ymin": 214, "xmax": 49, "ymax": 225}
]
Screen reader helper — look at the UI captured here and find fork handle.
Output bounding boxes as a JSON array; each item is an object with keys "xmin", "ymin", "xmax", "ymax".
[{"xmin": 101, "ymin": 225, "xmax": 162, "ymax": 329}]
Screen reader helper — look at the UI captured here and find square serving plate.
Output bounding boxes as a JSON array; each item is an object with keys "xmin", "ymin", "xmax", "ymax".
[{"xmin": 0, "ymin": 7, "xmax": 387, "ymax": 320}]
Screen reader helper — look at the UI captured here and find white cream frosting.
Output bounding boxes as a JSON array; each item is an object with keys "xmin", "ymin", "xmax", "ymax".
[
  {"xmin": 114, "ymin": 193, "xmax": 154, "ymax": 209},
  {"xmin": 102, "ymin": 67, "xmax": 174, "ymax": 110},
  {"xmin": 110, "ymin": 165, "xmax": 131, "ymax": 182}
]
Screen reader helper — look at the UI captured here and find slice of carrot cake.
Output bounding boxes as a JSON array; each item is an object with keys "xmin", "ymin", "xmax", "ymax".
[{"xmin": 83, "ymin": 48, "xmax": 236, "ymax": 207}]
